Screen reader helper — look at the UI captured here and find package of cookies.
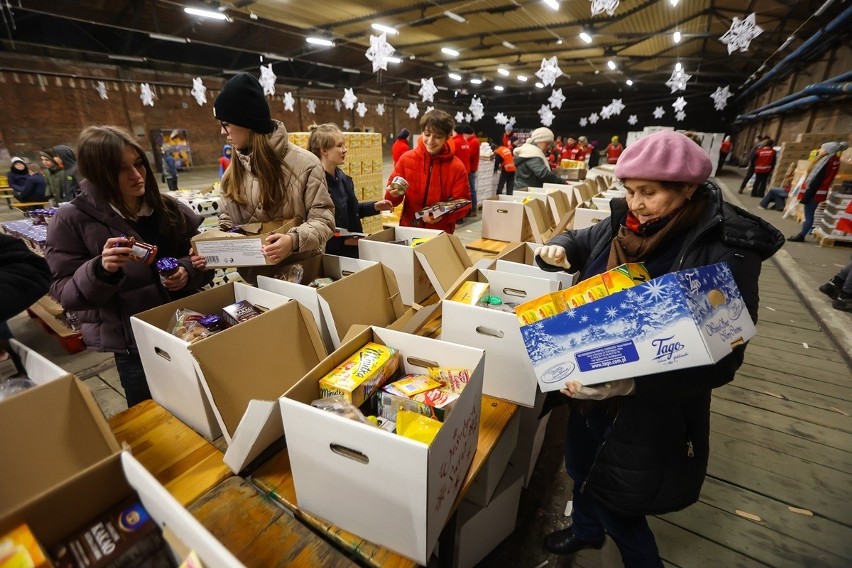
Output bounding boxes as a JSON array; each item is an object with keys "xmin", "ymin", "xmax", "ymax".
[{"xmin": 319, "ymin": 342, "xmax": 400, "ymax": 406}]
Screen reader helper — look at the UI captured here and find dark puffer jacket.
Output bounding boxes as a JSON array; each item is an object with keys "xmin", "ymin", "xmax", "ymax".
[{"xmin": 537, "ymin": 181, "xmax": 784, "ymax": 516}]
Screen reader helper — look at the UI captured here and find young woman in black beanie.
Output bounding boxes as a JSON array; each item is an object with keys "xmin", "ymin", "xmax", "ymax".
[{"xmin": 212, "ymin": 72, "xmax": 334, "ymax": 282}]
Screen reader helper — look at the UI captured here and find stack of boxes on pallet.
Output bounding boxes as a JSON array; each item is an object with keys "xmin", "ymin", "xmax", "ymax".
[{"xmin": 289, "ymin": 131, "xmax": 385, "ymax": 234}]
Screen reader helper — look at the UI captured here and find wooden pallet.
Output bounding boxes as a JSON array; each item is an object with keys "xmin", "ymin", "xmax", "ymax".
[{"xmin": 813, "ymin": 227, "xmax": 852, "ymax": 248}]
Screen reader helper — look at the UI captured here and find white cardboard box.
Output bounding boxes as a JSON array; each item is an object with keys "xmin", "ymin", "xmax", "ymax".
[
  {"xmin": 571, "ymin": 206, "xmax": 610, "ymax": 230},
  {"xmin": 510, "ymin": 389, "xmax": 549, "ymax": 488},
  {"xmin": 191, "ymin": 219, "xmax": 299, "ymax": 268},
  {"xmin": 515, "ymin": 188, "xmax": 573, "ymax": 227},
  {"xmin": 442, "ymin": 268, "xmax": 559, "ymax": 407},
  {"xmin": 358, "ymin": 226, "xmax": 445, "ymax": 305},
  {"xmin": 413, "ymin": 233, "xmax": 474, "ymax": 300},
  {"xmin": 10, "ymin": 338, "xmax": 67, "ymax": 385},
  {"xmin": 131, "ymin": 282, "xmax": 292, "ymax": 439},
  {"xmin": 280, "ymin": 326, "xmax": 485, "ymax": 565},
  {"xmin": 481, "ymin": 196, "xmax": 555, "ymax": 243},
  {"xmin": 257, "ymin": 254, "xmax": 377, "ymax": 351},
  {"xmin": 521, "ymin": 263, "xmax": 756, "ymax": 390},
  {"xmin": 464, "ymin": 410, "xmax": 520, "ymax": 507},
  {"xmin": 493, "ymin": 242, "xmax": 578, "ymax": 289}
]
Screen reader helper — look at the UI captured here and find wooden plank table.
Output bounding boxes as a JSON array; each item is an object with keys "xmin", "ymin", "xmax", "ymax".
[
  {"xmin": 10, "ymin": 200, "xmax": 50, "ymax": 214},
  {"xmin": 465, "ymin": 237, "xmax": 511, "ymax": 254}
]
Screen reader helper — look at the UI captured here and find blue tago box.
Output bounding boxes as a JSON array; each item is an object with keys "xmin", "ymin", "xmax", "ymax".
[{"xmin": 520, "ymin": 263, "xmax": 756, "ymax": 390}]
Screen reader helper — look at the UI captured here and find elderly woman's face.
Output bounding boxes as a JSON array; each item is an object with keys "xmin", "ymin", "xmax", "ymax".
[{"xmin": 622, "ymin": 179, "xmax": 695, "ymax": 224}]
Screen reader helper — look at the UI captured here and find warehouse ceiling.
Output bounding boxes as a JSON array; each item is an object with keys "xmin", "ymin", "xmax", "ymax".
[{"xmin": 0, "ymin": 0, "xmax": 847, "ymax": 107}]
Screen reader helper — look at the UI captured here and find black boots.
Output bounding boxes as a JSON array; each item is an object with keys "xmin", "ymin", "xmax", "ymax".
[
  {"xmin": 787, "ymin": 234, "xmax": 805, "ymax": 242},
  {"xmin": 544, "ymin": 528, "xmax": 606, "ymax": 555},
  {"xmin": 833, "ymin": 293, "xmax": 852, "ymax": 312},
  {"xmin": 819, "ymin": 278, "xmax": 842, "ymax": 300}
]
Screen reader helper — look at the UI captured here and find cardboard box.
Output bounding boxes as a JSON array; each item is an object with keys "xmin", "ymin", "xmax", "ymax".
[
  {"xmin": 481, "ymin": 196, "xmax": 555, "ymax": 243},
  {"xmin": 0, "ymin": 376, "xmax": 241, "ymax": 567},
  {"xmin": 511, "ymin": 398, "xmax": 551, "ymax": 488},
  {"xmin": 555, "ymin": 167, "xmax": 587, "ymax": 181},
  {"xmin": 442, "ymin": 268, "xmax": 559, "ymax": 407},
  {"xmin": 513, "ymin": 190, "xmax": 570, "ymax": 227},
  {"xmin": 464, "ymin": 410, "xmax": 520, "ymax": 507},
  {"xmin": 493, "ymin": 242, "xmax": 578, "ymax": 289},
  {"xmin": 358, "ymin": 226, "xmax": 445, "ymax": 305},
  {"xmin": 412, "ymin": 233, "xmax": 474, "ymax": 300},
  {"xmin": 9, "ymin": 338, "xmax": 67, "ymax": 385},
  {"xmin": 452, "ymin": 464, "xmax": 524, "ymax": 568},
  {"xmin": 131, "ymin": 282, "xmax": 292, "ymax": 439},
  {"xmin": 591, "ymin": 196, "xmax": 612, "ymax": 210},
  {"xmin": 280, "ymin": 326, "xmax": 485, "ymax": 565},
  {"xmin": 191, "ymin": 219, "xmax": 299, "ymax": 268},
  {"xmin": 257, "ymin": 254, "xmax": 377, "ymax": 350},
  {"xmin": 187, "ymin": 301, "xmax": 327, "ymax": 473},
  {"xmin": 521, "ymin": 263, "xmax": 756, "ymax": 390},
  {"xmin": 571, "ymin": 206, "xmax": 609, "ymax": 230}
]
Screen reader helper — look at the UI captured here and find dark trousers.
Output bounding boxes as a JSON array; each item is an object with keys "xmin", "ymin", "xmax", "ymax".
[
  {"xmin": 468, "ymin": 172, "xmax": 478, "ymax": 216},
  {"xmin": 114, "ymin": 352, "xmax": 152, "ymax": 408},
  {"xmin": 739, "ymin": 166, "xmax": 754, "ymax": 192},
  {"xmin": 565, "ymin": 408, "xmax": 663, "ymax": 568},
  {"xmin": 166, "ymin": 177, "xmax": 178, "ymax": 192},
  {"xmin": 496, "ymin": 170, "xmax": 515, "ymax": 195},
  {"xmin": 760, "ymin": 188, "xmax": 788, "ymax": 210},
  {"xmin": 717, "ymin": 152, "xmax": 728, "ymax": 173},
  {"xmin": 751, "ymin": 173, "xmax": 770, "ymax": 198}
]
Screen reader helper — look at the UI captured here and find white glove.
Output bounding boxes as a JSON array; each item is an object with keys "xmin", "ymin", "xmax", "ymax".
[
  {"xmin": 537, "ymin": 245, "xmax": 571, "ymax": 269},
  {"xmin": 560, "ymin": 379, "xmax": 636, "ymax": 400}
]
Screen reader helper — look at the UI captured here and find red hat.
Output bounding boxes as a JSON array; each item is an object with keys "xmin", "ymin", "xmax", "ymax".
[{"xmin": 615, "ymin": 130, "xmax": 712, "ymax": 185}]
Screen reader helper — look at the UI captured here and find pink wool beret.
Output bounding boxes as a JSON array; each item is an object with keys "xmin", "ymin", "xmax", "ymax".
[{"xmin": 615, "ymin": 130, "xmax": 712, "ymax": 185}]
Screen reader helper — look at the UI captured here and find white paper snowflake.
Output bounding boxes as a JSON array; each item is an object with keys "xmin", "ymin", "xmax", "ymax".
[
  {"xmin": 627, "ymin": 114, "xmax": 638, "ymax": 125},
  {"xmin": 419, "ymin": 77, "xmax": 438, "ymax": 103},
  {"xmin": 535, "ymin": 56, "xmax": 563, "ymax": 88},
  {"xmin": 425, "ymin": 105, "xmax": 435, "ymax": 114},
  {"xmin": 590, "ymin": 0, "xmax": 620, "ymax": 17},
  {"xmin": 283, "ymin": 92, "xmax": 295, "ymax": 112},
  {"xmin": 579, "ymin": 117, "xmax": 588, "ymax": 127},
  {"xmin": 406, "ymin": 102, "xmax": 420, "ymax": 119},
  {"xmin": 600, "ymin": 105, "xmax": 614, "ymax": 120},
  {"xmin": 672, "ymin": 96, "xmax": 687, "ymax": 112},
  {"xmin": 494, "ymin": 112, "xmax": 509, "ymax": 125},
  {"xmin": 95, "ymin": 80, "xmax": 108, "ymax": 100},
  {"xmin": 469, "ymin": 96, "xmax": 485, "ymax": 121},
  {"xmin": 306, "ymin": 99, "xmax": 317, "ymax": 114},
  {"xmin": 140, "ymin": 83, "xmax": 155, "ymax": 106},
  {"xmin": 376, "ymin": 103, "xmax": 385, "ymax": 116},
  {"xmin": 259, "ymin": 64, "xmax": 276, "ymax": 96},
  {"xmin": 508, "ymin": 116, "xmax": 517, "ymax": 126},
  {"xmin": 653, "ymin": 106, "xmax": 665, "ymax": 119},
  {"xmin": 365, "ymin": 32, "xmax": 396, "ymax": 72},
  {"xmin": 665, "ymin": 68, "xmax": 691, "ymax": 93},
  {"xmin": 720, "ymin": 13, "xmax": 763, "ymax": 55},
  {"xmin": 455, "ymin": 111, "xmax": 465, "ymax": 123},
  {"xmin": 710, "ymin": 85, "xmax": 732, "ymax": 111},
  {"xmin": 190, "ymin": 77, "xmax": 207, "ymax": 106},
  {"xmin": 548, "ymin": 88, "xmax": 566, "ymax": 109},
  {"xmin": 675, "ymin": 110, "xmax": 687, "ymax": 121},
  {"xmin": 342, "ymin": 88, "xmax": 358, "ymax": 110},
  {"xmin": 588, "ymin": 112, "xmax": 599, "ymax": 124},
  {"xmin": 334, "ymin": 99, "xmax": 342, "ymax": 112},
  {"xmin": 343, "ymin": 119, "xmax": 351, "ymax": 130},
  {"xmin": 465, "ymin": 112, "xmax": 473, "ymax": 122},
  {"xmin": 609, "ymin": 98, "xmax": 625, "ymax": 115},
  {"xmin": 538, "ymin": 104, "xmax": 555, "ymax": 127},
  {"xmin": 356, "ymin": 102, "xmax": 368, "ymax": 117}
]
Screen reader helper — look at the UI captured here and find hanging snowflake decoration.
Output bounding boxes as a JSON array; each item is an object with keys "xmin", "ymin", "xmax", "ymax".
[
  {"xmin": 306, "ymin": 99, "xmax": 317, "ymax": 114},
  {"xmin": 609, "ymin": 98, "xmax": 625, "ymax": 115},
  {"xmin": 672, "ymin": 96, "xmax": 687, "ymax": 112},
  {"xmin": 343, "ymin": 119, "xmax": 351, "ymax": 130},
  {"xmin": 494, "ymin": 112, "xmax": 509, "ymax": 125},
  {"xmin": 710, "ymin": 85, "xmax": 732, "ymax": 111},
  {"xmin": 465, "ymin": 112, "xmax": 473, "ymax": 122},
  {"xmin": 653, "ymin": 106, "xmax": 666, "ymax": 119},
  {"xmin": 406, "ymin": 102, "xmax": 420, "ymax": 119},
  {"xmin": 538, "ymin": 104, "xmax": 555, "ymax": 127},
  {"xmin": 95, "ymin": 80, "xmax": 108, "ymax": 100},
  {"xmin": 355, "ymin": 102, "xmax": 368, "ymax": 118},
  {"xmin": 342, "ymin": 88, "xmax": 358, "ymax": 110},
  {"xmin": 534, "ymin": 56, "xmax": 563, "ymax": 88},
  {"xmin": 507, "ymin": 116, "xmax": 517, "ymax": 126},
  {"xmin": 600, "ymin": 105, "xmax": 614, "ymax": 120},
  {"xmin": 334, "ymin": 99, "xmax": 342, "ymax": 112},
  {"xmin": 190, "ymin": 77, "xmax": 207, "ymax": 106},
  {"xmin": 376, "ymin": 103, "xmax": 385, "ymax": 116},
  {"xmin": 469, "ymin": 96, "xmax": 485, "ymax": 121},
  {"xmin": 365, "ymin": 32, "xmax": 396, "ymax": 72},
  {"xmin": 282, "ymin": 92, "xmax": 296, "ymax": 112},
  {"xmin": 590, "ymin": 0, "xmax": 620, "ymax": 17},
  {"xmin": 675, "ymin": 110, "xmax": 687, "ymax": 122},
  {"xmin": 419, "ymin": 77, "xmax": 438, "ymax": 103},
  {"xmin": 588, "ymin": 112, "xmax": 599, "ymax": 124},
  {"xmin": 627, "ymin": 115, "xmax": 638, "ymax": 125},
  {"xmin": 548, "ymin": 88, "xmax": 566, "ymax": 109},
  {"xmin": 259, "ymin": 64, "xmax": 276, "ymax": 96},
  {"xmin": 665, "ymin": 67, "xmax": 692, "ymax": 93},
  {"xmin": 579, "ymin": 117, "xmax": 588, "ymax": 127},
  {"xmin": 425, "ymin": 105, "xmax": 435, "ymax": 114},
  {"xmin": 455, "ymin": 111, "xmax": 465, "ymax": 123},
  {"xmin": 719, "ymin": 13, "xmax": 763, "ymax": 55},
  {"xmin": 140, "ymin": 83, "xmax": 155, "ymax": 107}
]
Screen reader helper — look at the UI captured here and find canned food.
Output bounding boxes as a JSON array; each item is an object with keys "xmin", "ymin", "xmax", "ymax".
[{"xmin": 389, "ymin": 176, "xmax": 409, "ymax": 197}]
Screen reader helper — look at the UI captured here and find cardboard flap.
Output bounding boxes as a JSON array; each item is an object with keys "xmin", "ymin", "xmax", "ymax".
[
  {"xmin": 223, "ymin": 399, "xmax": 284, "ymax": 474},
  {"xmin": 395, "ymin": 302, "xmax": 443, "ymax": 335},
  {"xmin": 525, "ymin": 199, "xmax": 554, "ymax": 243},
  {"xmin": 192, "ymin": 218, "xmax": 299, "ymax": 241},
  {"xmin": 413, "ymin": 233, "xmax": 473, "ymax": 299}
]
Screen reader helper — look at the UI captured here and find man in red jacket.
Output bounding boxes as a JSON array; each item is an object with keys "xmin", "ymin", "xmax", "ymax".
[
  {"xmin": 386, "ymin": 110, "xmax": 471, "ymax": 233},
  {"xmin": 451, "ymin": 127, "xmax": 472, "ymax": 220},
  {"xmin": 750, "ymin": 138, "xmax": 776, "ymax": 198},
  {"xmin": 461, "ymin": 125, "xmax": 481, "ymax": 217},
  {"xmin": 606, "ymin": 136, "xmax": 624, "ymax": 164}
]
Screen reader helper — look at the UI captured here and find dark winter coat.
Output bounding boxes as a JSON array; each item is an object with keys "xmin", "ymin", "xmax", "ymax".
[
  {"xmin": 15, "ymin": 173, "xmax": 47, "ymax": 203},
  {"xmin": 53, "ymin": 145, "xmax": 81, "ymax": 201},
  {"xmin": 7, "ymin": 167, "xmax": 29, "ymax": 193},
  {"xmin": 0, "ymin": 233, "xmax": 51, "ymax": 321},
  {"xmin": 325, "ymin": 168, "xmax": 378, "ymax": 234},
  {"xmin": 513, "ymin": 143, "xmax": 564, "ymax": 190},
  {"xmin": 537, "ymin": 181, "xmax": 784, "ymax": 516},
  {"xmin": 44, "ymin": 180, "xmax": 212, "ymax": 353}
]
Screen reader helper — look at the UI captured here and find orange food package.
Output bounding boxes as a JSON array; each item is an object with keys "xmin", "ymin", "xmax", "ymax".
[
  {"xmin": 558, "ymin": 274, "xmax": 609, "ymax": 309},
  {"xmin": 0, "ymin": 524, "xmax": 51, "ymax": 568},
  {"xmin": 600, "ymin": 263, "xmax": 651, "ymax": 294},
  {"xmin": 515, "ymin": 293, "xmax": 562, "ymax": 325}
]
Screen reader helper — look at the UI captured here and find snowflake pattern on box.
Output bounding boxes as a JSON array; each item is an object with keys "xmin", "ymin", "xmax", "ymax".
[
  {"xmin": 590, "ymin": 0, "xmax": 620, "ymax": 17},
  {"xmin": 665, "ymin": 68, "xmax": 691, "ymax": 93},
  {"xmin": 191, "ymin": 78, "xmax": 207, "ymax": 106},
  {"xmin": 548, "ymin": 88, "xmax": 566, "ymax": 109},
  {"xmin": 653, "ymin": 106, "xmax": 665, "ymax": 119},
  {"xmin": 579, "ymin": 117, "xmax": 588, "ymax": 127},
  {"xmin": 356, "ymin": 102, "xmax": 368, "ymax": 117},
  {"xmin": 342, "ymin": 88, "xmax": 358, "ymax": 110},
  {"xmin": 376, "ymin": 103, "xmax": 385, "ymax": 116},
  {"xmin": 672, "ymin": 96, "xmax": 687, "ymax": 112},
  {"xmin": 535, "ymin": 56, "xmax": 563, "ymax": 87},
  {"xmin": 95, "ymin": 80, "xmax": 108, "ymax": 100},
  {"xmin": 259, "ymin": 64, "xmax": 276, "ymax": 96},
  {"xmin": 365, "ymin": 32, "xmax": 395, "ymax": 72},
  {"xmin": 455, "ymin": 111, "xmax": 465, "ymax": 123},
  {"xmin": 588, "ymin": 112, "xmax": 599, "ymax": 124},
  {"xmin": 306, "ymin": 99, "xmax": 316, "ymax": 114},
  {"xmin": 406, "ymin": 102, "xmax": 420, "ymax": 119},
  {"xmin": 720, "ymin": 13, "xmax": 763, "ymax": 55},
  {"xmin": 710, "ymin": 85, "xmax": 732, "ymax": 111},
  {"xmin": 494, "ymin": 112, "xmax": 509, "ymax": 125},
  {"xmin": 675, "ymin": 110, "xmax": 687, "ymax": 121},
  {"xmin": 469, "ymin": 96, "xmax": 485, "ymax": 121},
  {"xmin": 283, "ymin": 92, "xmax": 295, "ymax": 112},
  {"xmin": 140, "ymin": 83, "xmax": 155, "ymax": 106},
  {"xmin": 419, "ymin": 77, "xmax": 438, "ymax": 102},
  {"xmin": 538, "ymin": 104, "xmax": 555, "ymax": 127},
  {"xmin": 627, "ymin": 114, "xmax": 638, "ymax": 125}
]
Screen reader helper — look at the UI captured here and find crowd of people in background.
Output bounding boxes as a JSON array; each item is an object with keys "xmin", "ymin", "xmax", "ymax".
[{"xmin": 5, "ymin": 146, "xmax": 80, "ymax": 204}]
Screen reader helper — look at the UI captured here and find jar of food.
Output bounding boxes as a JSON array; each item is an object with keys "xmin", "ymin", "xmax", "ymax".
[{"xmin": 388, "ymin": 176, "xmax": 409, "ymax": 197}]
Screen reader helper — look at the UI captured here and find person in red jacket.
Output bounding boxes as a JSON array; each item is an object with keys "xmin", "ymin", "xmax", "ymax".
[
  {"xmin": 717, "ymin": 135, "xmax": 732, "ymax": 173},
  {"xmin": 606, "ymin": 135, "xmax": 623, "ymax": 164},
  {"xmin": 502, "ymin": 123, "xmax": 514, "ymax": 147},
  {"xmin": 750, "ymin": 138, "xmax": 776, "ymax": 198},
  {"xmin": 787, "ymin": 141, "xmax": 847, "ymax": 242},
  {"xmin": 561, "ymin": 137, "xmax": 580, "ymax": 161},
  {"xmin": 493, "ymin": 141, "xmax": 516, "ymax": 196},
  {"xmin": 461, "ymin": 125, "xmax": 481, "ymax": 217},
  {"xmin": 392, "ymin": 129, "xmax": 411, "ymax": 165},
  {"xmin": 385, "ymin": 110, "xmax": 471, "ymax": 234}
]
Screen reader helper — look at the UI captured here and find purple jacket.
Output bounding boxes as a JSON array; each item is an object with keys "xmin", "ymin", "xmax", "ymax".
[{"xmin": 44, "ymin": 181, "xmax": 211, "ymax": 353}]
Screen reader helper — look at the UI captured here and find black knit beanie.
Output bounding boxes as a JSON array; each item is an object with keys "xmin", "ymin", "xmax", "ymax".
[{"xmin": 213, "ymin": 73, "xmax": 274, "ymax": 134}]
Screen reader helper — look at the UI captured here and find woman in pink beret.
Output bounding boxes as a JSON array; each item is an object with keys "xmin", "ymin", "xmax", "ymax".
[{"xmin": 534, "ymin": 130, "xmax": 784, "ymax": 565}]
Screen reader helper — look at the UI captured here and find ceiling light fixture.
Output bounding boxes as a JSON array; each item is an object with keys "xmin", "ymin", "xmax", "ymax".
[
  {"xmin": 441, "ymin": 47, "xmax": 460, "ymax": 56},
  {"xmin": 517, "ymin": 75, "xmax": 528, "ymax": 82},
  {"xmin": 556, "ymin": 38, "xmax": 564, "ymax": 45},
  {"xmin": 669, "ymin": 0, "xmax": 679, "ymax": 6},
  {"xmin": 470, "ymin": 78, "xmax": 483, "ymax": 85},
  {"xmin": 497, "ymin": 68, "xmax": 510, "ymax": 76},
  {"xmin": 626, "ymin": 79, "xmax": 634, "ymax": 86},
  {"xmin": 386, "ymin": 56, "xmax": 402, "ymax": 63},
  {"xmin": 673, "ymin": 31, "xmax": 682, "ymax": 43},
  {"xmin": 543, "ymin": 0, "xmax": 560, "ymax": 10},
  {"xmin": 306, "ymin": 36, "xmax": 335, "ymax": 47},
  {"xmin": 449, "ymin": 73, "xmax": 462, "ymax": 80},
  {"xmin": 148, "ymin": 33, "xmax": 187, "ymax": 43},
  {"xmin": 494, "ymin": 85, "xmax": 504, "ymax": 91},
  {"xmin": 579, "ymin": 31, "xmax": 593, "ymax": 44},
  {"xmin": 184, "ymin": 7, "xmax": 229, "ymax": 21},
  {"xmin": 535, "ymin": 82, "xmax": 544, "ymax": 88},
  {"xmin": 108, "ymin": 54, "xmax": 146, "ymax": 62},
  {"xmin": 371, "ymin": 23, "xmax": 398, "ymax": 35},
  {"xmin": 502, "ymin": 41, "xmax": 517, "ymax": 50},
  {"xmin": 444, "ymin": 11, "xmax": 466, "ymax": 23},
  {"xmin": 607, "ymin": 60, "xmax": 617, "ymax": 70}
]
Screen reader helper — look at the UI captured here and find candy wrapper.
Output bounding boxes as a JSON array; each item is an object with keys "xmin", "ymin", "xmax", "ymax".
[
  {"xmin": 170, "ymin": 309, "xmax": 216, "ymax": 343},
  {"xmin": 311, "ymin": 395, "xmax": 375, "ymax": 426}
]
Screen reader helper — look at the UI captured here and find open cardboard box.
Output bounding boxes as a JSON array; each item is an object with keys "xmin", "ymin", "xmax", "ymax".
[
  {"xmin": 131, "ymin": 282, "xmax": 292, "ymax": 439},
  {"xmin": 480, "ymin": 196, "xmax": 555, "ymax": 244},
  {"xmin": 280, "ymin": 326, "xmax": 485, "ymax": 565},
  {"xmin": 515, "ymin": 188, "xmax": 573, "ymax": 227},
  {"xmin": 0, "ymin": 376, "xmax": 241, "ymax": 567},
  {"xmin": 412, "ymin": 233, "xmax": 474, "ymax": 300},
  {"xmin": 492, "ymin": 242, "xmax": 578, "ymax": 289},
  {"xmin": 191, "ymin": 219, "xmax": 299, "ymax": 268},
  {"xmin": 358, "ymin": 226, "xmax": 445, "ymax": 305},
  {"xmin": 571, "ymin": 206, "xmax": 609, "ymax": 230},
  {"xmin": 441, "ymin": 268, "xmax": 559, "ymax": 407},
  {"xmin": 9, "ymin": 338, "xmax": 67, "ymax": 385},
  {"xmin": 257, "ymin": 254, "xmax": 377, "ymax": 351},
  {"xmin": 188, "ymin": 300, "xmax": 327, "ymax": 474}
]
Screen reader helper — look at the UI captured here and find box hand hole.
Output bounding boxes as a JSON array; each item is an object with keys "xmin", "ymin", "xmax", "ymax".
[
  {"xmin": 502, "ymin": 287, "xmax": 528, "ymax": 298},
  {"xmin": 476, "ymin": 326, "xmax": 504, "ymax": 338},
  {"xmin": 154, "ymin": 347, "xmax": 171, "ymax": 361},
  {"xmin": 407, "ymin": 356, "xmax": 439, "ymax": 369},
  {"xmin": 330, "ymin": 443, "xmax": 370, "ymax": 464}
]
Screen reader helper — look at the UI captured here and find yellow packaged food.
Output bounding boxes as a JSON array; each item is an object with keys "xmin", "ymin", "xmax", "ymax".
[
  {"xmin": 319, "ymin": 342, "xmax": 400, "ymax": 406},
  {"xmin": 0, "ymin": 524, "xmax": 50, "ymax": 568},
  {"xmin": 601, "ymin": 263, "xmax": 651, "ymax": 294},
  {"xmin": 515, "ymin": 293, "xmax": 561, "ymax": 325},
  {"xmin": 409, "ymin": 237, "xmax": 432, "ymax": 247},
  {"xmin": 450, "ymin": 281, "xmax": 490, "ymax": 305},
  {"xmin": 391, "ymin": 374, "xmax": 442, "ymax": 397},
  {"xmin": 396, "ymin": 410, "xmax": 442, "ymax": 445},
  {"xmin": 427, "ymin": 368, "xmax": 471, "ymax": 394},
  {"xmin": 559, "ymin": 275, "xmax": 609, "ymax": 309}
]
